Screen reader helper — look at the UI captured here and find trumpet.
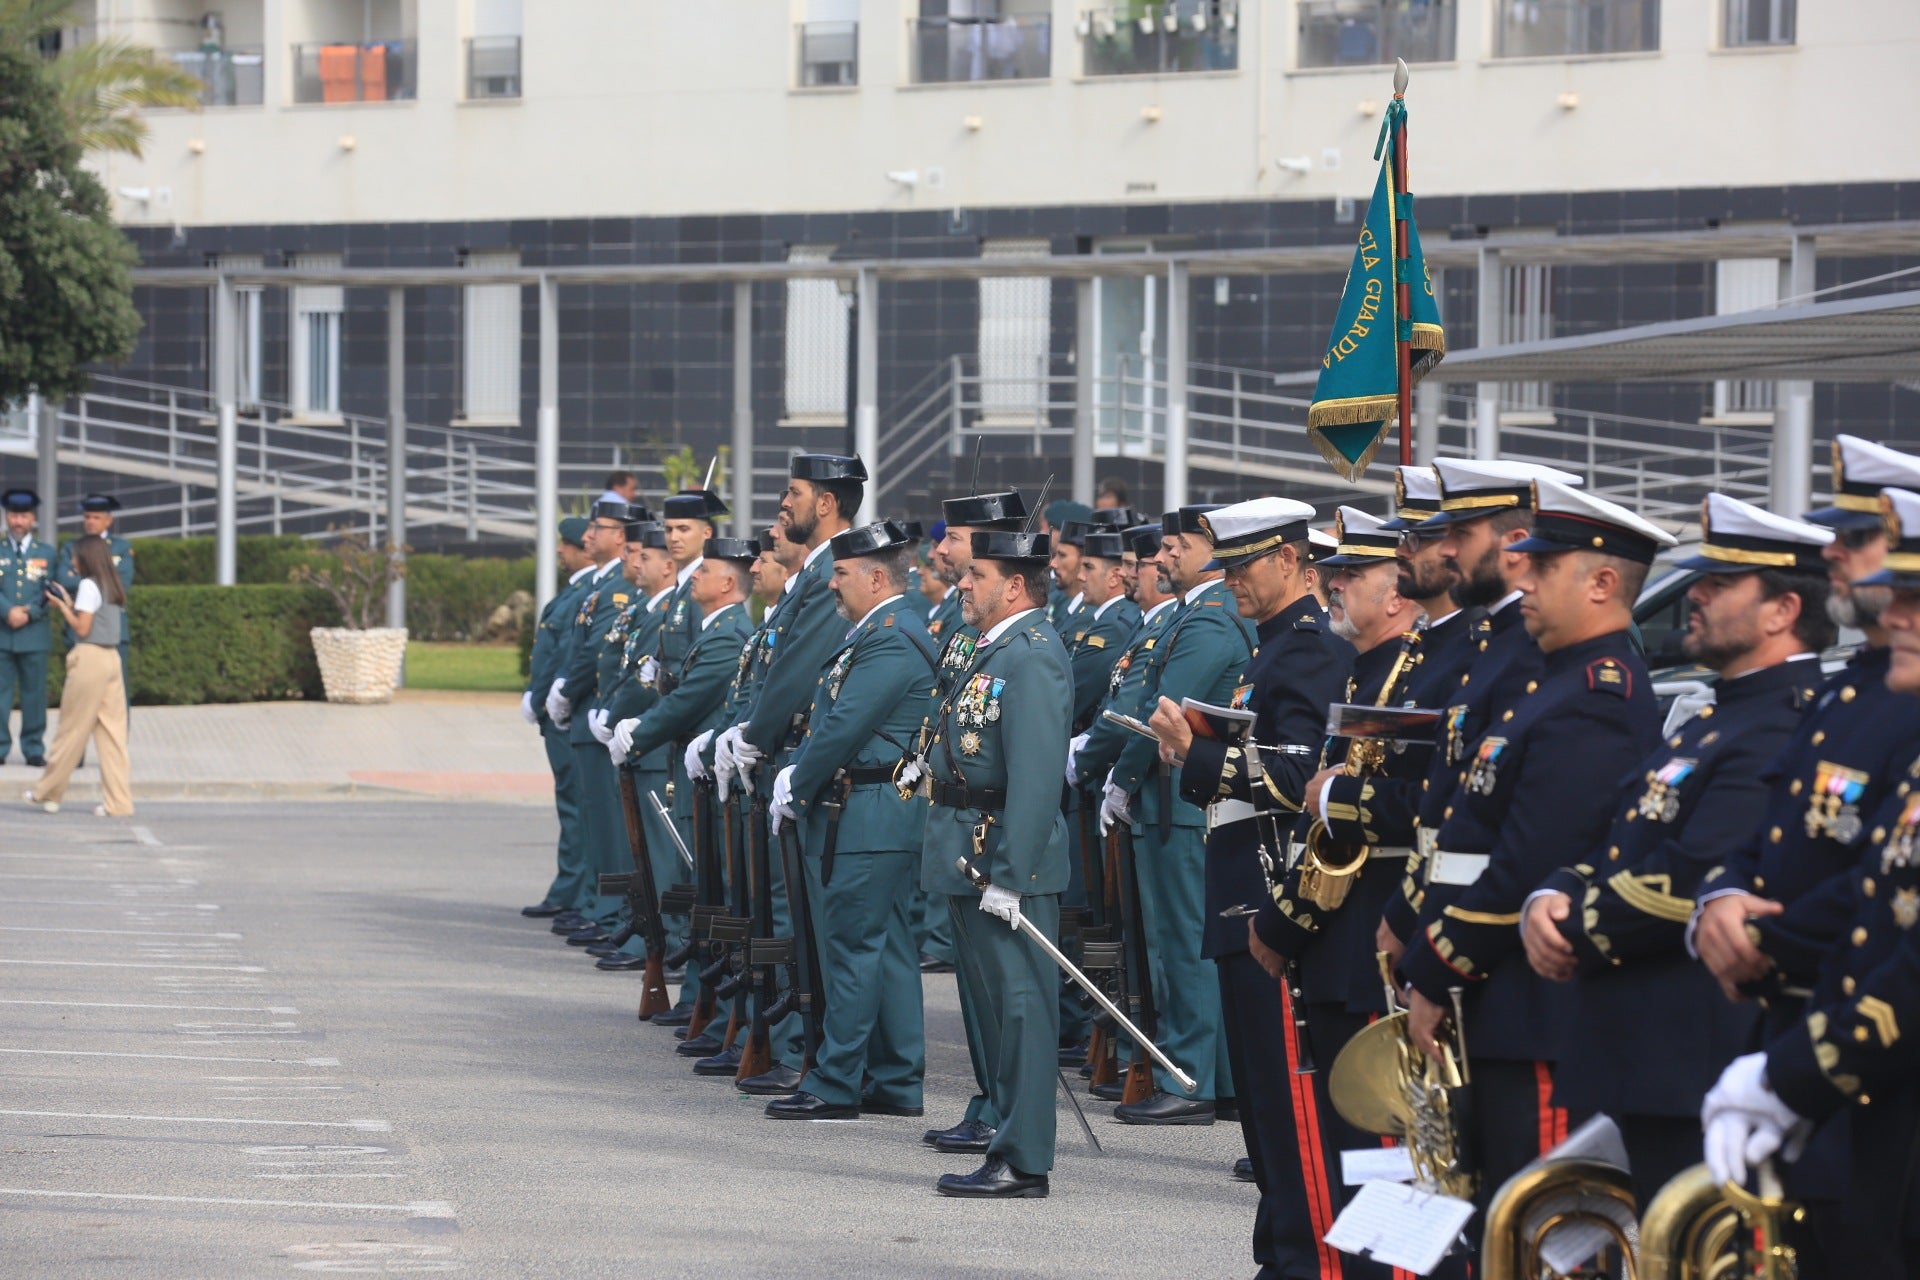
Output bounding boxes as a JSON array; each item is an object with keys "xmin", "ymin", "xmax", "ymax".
[{"xmin": 1297, "ymin": 628, "xmax": 1422, "ymax": 911}]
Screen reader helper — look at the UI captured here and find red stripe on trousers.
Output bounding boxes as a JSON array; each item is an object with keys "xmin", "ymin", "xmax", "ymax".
[
  {"xmin": 1533, "ymin": 1061, "xmax": 1567, "ymax": 1154},
  {"xmin": 1280, "ymin": 981, "xmax": 1343, "ymax": 1280}
]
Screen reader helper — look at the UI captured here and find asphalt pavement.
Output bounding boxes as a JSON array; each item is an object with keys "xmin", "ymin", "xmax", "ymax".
[{"xmin": 0, "ymin": 800, "xmax": 1253, "ymax": 1278}]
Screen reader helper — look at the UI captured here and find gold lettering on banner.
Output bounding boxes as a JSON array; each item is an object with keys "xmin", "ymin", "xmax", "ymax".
[{"xmin": 1325, "ymin": 276, "xmax": 1386, "ymax": 367}]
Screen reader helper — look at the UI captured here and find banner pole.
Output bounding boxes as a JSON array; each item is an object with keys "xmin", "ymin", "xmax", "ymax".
[{"xmin": 1391, "ymin": 59, "xmax": 1413, "ymax": 468}]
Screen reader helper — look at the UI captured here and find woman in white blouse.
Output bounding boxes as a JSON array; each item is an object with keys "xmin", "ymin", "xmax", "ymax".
[{"xmin": 26, "ymin": 535, "xmax": 133, "ymax": 816}]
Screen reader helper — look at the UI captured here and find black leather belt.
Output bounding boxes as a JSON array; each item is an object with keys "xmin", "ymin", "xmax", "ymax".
[
  {"xmin": 842, "ymin": 765, "xmax": 896, "ymax": 787},
  {"xmin": 930, "ymin": 780, "xmax": 1006, "ymax": 811}
]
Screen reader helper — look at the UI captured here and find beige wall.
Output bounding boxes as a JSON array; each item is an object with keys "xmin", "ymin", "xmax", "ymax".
[{"xmin": 99, "ymin": 0, "xmax": 1920, "ymax": 228}]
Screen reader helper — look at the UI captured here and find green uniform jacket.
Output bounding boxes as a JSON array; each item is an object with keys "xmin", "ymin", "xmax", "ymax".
[
  {"xmin": 527, "ymin": 569, "xmax": 595, "ymax": 701},
  {"xmin": 561, "ymin": 566, "xmax": 636, "ymax": 746},
  {"xmin": 622, "ymin": 601, "xmax": 753, "ymax": 764},
  {"xmin": 926, "ymin": 587, "xmax": 963, "ymax": 644},
  {"xmin": 0, "ymin": 534, "xmax": 55, "ymax": 653},
  {"xmin": 1111, "ymin": 580, "xmax": 1254, "ymax": 827},
  {"xmin": 55, "ymin": 534, "xmax": 134, "ymax": 593},
  {"xmin": 902, "ymin": 567, "xmax": 934, "ymax": 621},
  {"xmin": 788, "ymin": 596, "xmax": 939, "ymax": 853},
  {"xmin": 603, "ymin": 589, "xmax": 672, "ymax": 771},
  {"xmin": 653, "ymin": 564, "xmax": 704, "ymax": 671},
  {"xmin": 1064, "ymin": 596, "xmax": 1141, "ymax": 734},
  {"xmin": 1073, "ymin": 598, "xmax": 1179, "ymax": 785},
  {"xmin": 921, "ymin": 610, "xmax": 1073, "ymax": 897},
  {"xmin": 743, "ymin": 546, "xmax": 841, "ymax": 760}
]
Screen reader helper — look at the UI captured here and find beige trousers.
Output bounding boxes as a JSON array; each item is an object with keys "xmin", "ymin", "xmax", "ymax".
[{"xmin": 32, "ymin": 644, "xmax": 133, "ymax": 816}]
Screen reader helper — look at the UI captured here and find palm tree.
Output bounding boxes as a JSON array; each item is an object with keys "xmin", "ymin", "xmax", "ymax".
[{"xmin": 3, "ymin": 0, "xmax": 202, "ymax": 159}]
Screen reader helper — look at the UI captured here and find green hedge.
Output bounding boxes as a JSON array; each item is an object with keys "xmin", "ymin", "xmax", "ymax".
[
  {"xmin": 49, "ymin": 585, "xmax": 343, "ymax": 705},
  {"xmin": 125, "ymin": 535, "xmax": 533, "ymax": 641}
]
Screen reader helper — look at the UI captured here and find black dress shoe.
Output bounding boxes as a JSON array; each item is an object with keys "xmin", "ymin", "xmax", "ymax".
[
  {"xmin": 1089, "ymin": 1081, "xmax": 1124, "ymax": 1102},
  {"xmin": 585, "ymin": 941, "xmax": 626, "ymax": 957},
  {"xmin": 1216, "ymin": 1097, "xmax": 1241, "ymax": 1123},
  {"xmin": 918, "ymin": 954, "xmax": 955, "ymax": 974},
  {"xmin": 736, "ymin": 1064, "xmax": 805, "ymax": 1096},
  {"xmin": 691, "ymin": 1045, "xmax": 742, "ymax": 1076},
  {"xmin": 765, "ymin": 1090, "xmax": 859, "ymax": 1120},
  {"xmin": 549, "ymin": 915, "xmax": 586, "ymax": 935},
  {"xmin": 24, "ymin": 755, "xmax": 45, "ymax": 768},
  {"xmin": 595, "ymin": 953, "xmax": 649, "ymax": 971},
  {"xmin": 1232, "ymin": 1156, "xmax": 1255, "ymax": 1183},
  {"xmin": 676, "ymin": 1032, "xmax": 723, "ymax": 1058},
  {"xmin": 862, "ymin": 1099, "xmax": 925, "ymax": 1118},
  {"xmin": 924, "ymin": 1118, "xmax": 995, "ymax": 1149},
  {"xmin": 933, "ymin": 1121, "xmax": 998, "ymax": 1154},
  {"xmin": 566, "ymin": 930, "xmax": 611, "ymax": 947},
  {"xmin": 1114, "ymin": 1090, "xmax": 1215, "ymax": 1126},
  {"xmin": 936, "ymin": 1156, "xmax": 1048, "ymax": 1199},
  {"xmin": 650, "ymin": 1004, "xmax": 694, "ymax": 1028},
  {"xmin": 521, "ymin": 902, "xmax": 566, "ymax": 918},
  {"xmin": 1057, "ymin": 1040, "xmax": 1088, "ymax": 1068}
]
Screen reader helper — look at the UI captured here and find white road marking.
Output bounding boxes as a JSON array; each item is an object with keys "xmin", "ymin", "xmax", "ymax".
[
  {"xmin": 0, "ymin": 1188, "xmax": 450, "ymax": 1216},
  {"xmin": 0, "ymin": 959, "xmax": 266, "ymax": 972},
  {"xmin": 0, "ymin": 926, "xmax": 243, "ymax": 939},
  {"xmin": 0, "ymin": 872, "xmax": 197, "ymax": 885},
  {"xmin": 254, "ymin": 1173, "xmax": 404, "ymax": 1180},
  {"xmin": 0, "ymin": 1048, "xmax": 338, "ymax": 1066},
  {"xmin": 0, "ymin": 1110, "xmax": 390, "ymax": 1132},
  {"xmin": 0, "ymin": 898, "xmax": 216, "ymax": 909},
  {"xmin": 0, "ymin": 999, "xmax": 297, "ymax": 1014}
]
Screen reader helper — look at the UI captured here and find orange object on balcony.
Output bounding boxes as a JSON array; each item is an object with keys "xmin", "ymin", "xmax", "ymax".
[
  {"xmin": 318, "ymin": 44, "xmax": 358, "ymax": 102},
  {"xmin": 362, "ymin": 43, "xmax": 388, "ymax": 101}
]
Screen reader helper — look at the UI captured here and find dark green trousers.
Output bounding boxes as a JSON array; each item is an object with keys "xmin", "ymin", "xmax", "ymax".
[
  {"xmin": 1135, "ymin": 821, "xmax": 1231, "ymax": 1100},
  {"xmin": 801, "ymin": 848, "xmax": 924, "ymax": 1108},
  {"xmin": 573, "ymin": 744, "xmax": 629, "ymax": 925},
  {"xmin": 0, "ymin": 648, "xmax": 49, "ymax": 758},
  {"xmin": 950, "ymin": 893, "xmax": 1061, "ymax": 1175},
  {"xmin": 539, "ymin": 719, "xmax": 586, "ymax": 911}
]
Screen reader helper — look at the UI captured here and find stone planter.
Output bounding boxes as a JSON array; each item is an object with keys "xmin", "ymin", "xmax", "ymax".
[{"xmin": 310, "ymin": 627, "xmax": 408, "ymax": 704}]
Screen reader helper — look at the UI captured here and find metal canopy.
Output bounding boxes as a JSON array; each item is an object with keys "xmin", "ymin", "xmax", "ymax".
[{"xmin": 1431, "ymin": 287, "xmax": 1920, "ymax": 385}]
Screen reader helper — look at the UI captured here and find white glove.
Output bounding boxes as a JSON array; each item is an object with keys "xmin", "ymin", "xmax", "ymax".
[
  {"xmin": 587, "ymin": 708, "xmax": 613, "ymax": 744},
  {"xmin": 1066, "ymin": 731, "xmax": 1091, "ymax": 786},
  {"xmin": 519, "ymin": 691, "xmax": 538, "ymax": 725},
  {"xmin": 770, "ymin": 798, "xmax": 797, "ymax": 834},
  {"xmin": 896, "ymin": 757, "xmax": 925, "ymax": 791},
  {"xmin": 1099, "ymin": 780, "xmax": 1133, "ymax": 835},
  {"xmin": 734, "ymin": 734, "xmax": 765, "ymax": 769},
  {"xmin": 544, "ymin": 679, "xmax": 570, "ymax": 727},
  {"xmin": 772, "ymin": 764, "xmax": 796, "ymax": 811},
  {"xmin": 608, "ymin": 717, "xmax": 638, "ymax": 762},
  {"xmin": 638, "ymin": 656, "xmax": 660, "ymax": 686},
  {"xmin": 1701, "ymin": 1053, "xmax": 1811, "ymax": 1186},
  {"xmin": 714, "ymin": 725, "xmax": 742, "ymax": 802},
  {"xmin": 685, "ymin": 729, "xmax": 714, "ymax": 781},
  {"xmin": 979, "ymin": 885, "xmax": 1023, "ymax": 930}
]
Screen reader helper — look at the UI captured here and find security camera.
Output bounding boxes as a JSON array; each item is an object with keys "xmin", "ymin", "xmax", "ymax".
[
  {"xmin": 886, "ymin": 169, "xmax": 920, "ymax": 187},
  {"xmin": 1275, "ymin": 157, "xmax": 1313, "ymax": 176},
  {"xmin": 118, "ymin": 186, "xmax": 153, "ymax": 203}
]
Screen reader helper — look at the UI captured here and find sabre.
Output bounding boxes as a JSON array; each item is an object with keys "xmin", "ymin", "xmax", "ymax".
[
  {"xmin": 648, "ymin": 791, "xmax": 697, "ymax": 872},
  {"xmin": 958, "ymin": 857, "xmax": 1197, "ymax": 1094}
]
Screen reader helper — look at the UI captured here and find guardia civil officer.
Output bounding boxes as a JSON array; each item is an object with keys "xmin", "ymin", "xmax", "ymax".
[
  {"xmin": 1042, "ymin": 499, "xmax": 1093, "ymax": 628},
  {"xmin": 521, "ymin": 515, "xmax": 596, "ymax": 919},
  {"xmin": 765, "ymin": 520, "xmax": 939, "ymax": 1120},
  {"xmin": 1699, "ymin": 485, "xmax": 1920, "ymax": 1279},
  {"xmin": 716, "ymin": 454, "xmax": 865, "ymax": 1094},
  {"xmin": 1398, "ymin": 480, "xmax": 1673, "ymax": 1221},
  {"xmin": 0, "ymin": 488, "xmax": 54, "ymax": 766},
  {"xmin": 909, "ymin": 522, "xmax": 1071, "ymax": 1198},
  {"xmin": 1145, "ymin": 496, "xmax": 1352, "ymax": 1279},
  {"xmin": 1523, "ymin": 494, "xmax": 1834, "ymax": 1208}
]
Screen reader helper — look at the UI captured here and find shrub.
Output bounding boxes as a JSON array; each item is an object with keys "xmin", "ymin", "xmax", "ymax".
[
  {"xmin": 47, "ymin": 585, "xmax": 343, "ymax": 705},
  {"xmin": 126, "ymin": 534, "xmax": 316, "ymax": 586},
  {"xmin": 405, "ymin": 554, "xmax": 536, "ymax": 641}
]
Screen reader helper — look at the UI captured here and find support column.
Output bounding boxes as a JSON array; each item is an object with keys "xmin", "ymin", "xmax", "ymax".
[
  {"xmin": 731, "ymin": 281, "xmax": 754, "ymax": 534},
  {"xmin": 1164, "ymin": 262, "xmax": 1190, "ymax": 509},
  {"xmin": 1415, "ymin": 380, "xmax": 1441, "ymax": 465},
  {"xmin": 1773, "ymin": 234, "xmax": 1816, "ymax": 516},
  {"xmin": 854, "ymin": 266, "xmax": 879, "ymax": 518},
  {"xmin": 1473, "ymin": 245, "xmax": 1502, "ymax": 462},
  {"xmin": 385, "ymin": 288, "xmax": 408, "ymax": 645},
  {"xmin": 535, "ymin": 275, "xmax": 559, "ymax": 608},
  {"xmin": 213, "ymin": 274, "xmax": 239, "ymax": 586},
  {"xmin": 1072, "ymin": 279, "xmax": 1096, "ymax": 507},
  {"xmin": 34, "ymin": 394, "xmax": 56, "ymax": 529}
]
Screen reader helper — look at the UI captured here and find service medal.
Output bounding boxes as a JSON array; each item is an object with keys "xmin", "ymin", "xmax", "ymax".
[
  {"xmin": 1467, "ymin": 737, "xmax": 1506, "ymax": 797},
  {"xmin": 960, "ymin": 730, "xmax": 982, "ymax": 757},
  {"xmin": 1895, "ymin": 887, "xmax": 1920, "ymax": 931}
]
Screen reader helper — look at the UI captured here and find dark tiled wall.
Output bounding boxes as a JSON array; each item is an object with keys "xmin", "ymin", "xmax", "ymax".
[{"xmin": 76, "ymin": 179, "xmax": 1920, "ymax": 527}]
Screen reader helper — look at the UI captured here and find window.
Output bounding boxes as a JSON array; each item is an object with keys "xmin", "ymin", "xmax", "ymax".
[
  {"xmin": 1294, "ymin": 0, "xmax": 1453, "ymax": 69},
  {"xmin": 1493, "ymin": 0, "xmax": 1659, "ymax": 59},
  {"xmin": 215, "ymin": 255, "xmax": 265, "ymax": 408},
  {"xmin": 797, "ymin": 0, "xmax": 859, "ymax": 86},
  {"xmin": 1711, "ymin": 258, "xmax": 1778, "ymax": 420},
  {"xmin": 1500, "ymin": 261, "xmax": 1553, "ymax": 416},
  {"xmin": 463, "ymin": 250, "xmax": 522, "ymax": 423},
  {"xmin": 977, "ymin": 239, "xmax": 1052, "ymax": 426},
  {"xmin": 467, "ymin": 0, "xmax": 522, "ymax": 98},
  {"xmin": 1080, "ymin": 2, "xmax": 1240, "ymax": 76},
  {"xmin": 1723, "ymin": 0, "xmax": 1793, "ymax": 47},
  {"xmin": 909, "ymin": 1, "xmax": 1052, "ymax": 84},
  {"xmin": 291, "ymin": 0, "xmax": 418, "ymax": 103},
  {"xmin": 782, "ymin": 246, "xmax": 848, "ymax": 425},
  {"xmin": 290, "ymin": 253, "xmax": 342, "ymax": 418}
]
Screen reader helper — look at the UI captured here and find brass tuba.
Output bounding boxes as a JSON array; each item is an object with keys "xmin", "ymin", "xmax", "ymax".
[
  {"xmin": 1481, "ymin": 1155, "xmax": 1800, "ymax": 1280},
  {"xmin": 1298, "ymin": 627, "xmax": 1422, "ymax": 910}
]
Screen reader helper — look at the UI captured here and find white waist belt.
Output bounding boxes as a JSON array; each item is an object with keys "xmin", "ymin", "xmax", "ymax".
[
  {"xmin": 1208, "ymin": 798, "xmax": 1259, "ymax": 829},
  {"xmin": 1427, "ymin": 849, "xmax": 1490, "ymax": 887},
  {"xmin": 1370, "ymin": 845, "xmax": 1414, "ymax": 861},
  {"xmin": 1417, "ymin": 828, "xmax": 1438, "ymax": 860}
]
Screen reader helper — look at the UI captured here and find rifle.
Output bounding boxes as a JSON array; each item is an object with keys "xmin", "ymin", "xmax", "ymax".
[
  {"xmin": 599, "ymin": 764, "xmax": 673, "ymax": 1021},
  {"xmin": 1112, "ymin": 820, "xmax": 1161, "ymax": 1105},
  {"xmin": 1077, "ymin": 783, "xmax": 1122, "ymax": 1091},
  {"xmin": 705, "ymin": 777, "xmax": 750, "ymax": 1052},
  {"xmin": 676, "ymin": 777, "xmax": 725, "ymax": 1040},
  {"xmin": 776, "ymin": 821, "xmax": 825, "ymax": 1073},
  {"xmin": 735, "ymin": 788, "xmax": 778, "ymax": 1084}
]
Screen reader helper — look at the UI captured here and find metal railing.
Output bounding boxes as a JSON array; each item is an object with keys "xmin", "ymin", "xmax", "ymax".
[
  {"xmin": 1493, "ymin": 0, "xmax": 1660, "ymax": 58},
  {"xmin": 291, "ymin": 40, "xmax": 418, "ymax": 104},
  {"xmin": 908, "ymin": 14, "xmax": 1052, "ymax": 84},
  {"xmin": 167, "ymin": 46, "xmax": 265, "ymax": 106},
  {"xmin": 796, "ymin": 21, "xmax": 858, "ymax": 87},
  {"xmin": 466, "ymin": 35, "xmax": 522, "ymax": 99},
  {"xmin": 1295, "ymin": 0, "xmax": 1456, "ymax": 69},
  {"xmin": 1078, "ymin": 3, "xmax": 1239, "ymax": 76}
]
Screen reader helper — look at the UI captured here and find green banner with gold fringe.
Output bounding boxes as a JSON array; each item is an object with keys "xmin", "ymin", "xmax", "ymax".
[{"xmin": 1306, "ymin": 97, "xmax": 1445, "ymax": 482}]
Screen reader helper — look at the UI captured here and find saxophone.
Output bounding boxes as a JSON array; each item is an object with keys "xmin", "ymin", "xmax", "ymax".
[{"xmin": 1297, "ymin": 626, "xmax": 1423, "ymax": 911}]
